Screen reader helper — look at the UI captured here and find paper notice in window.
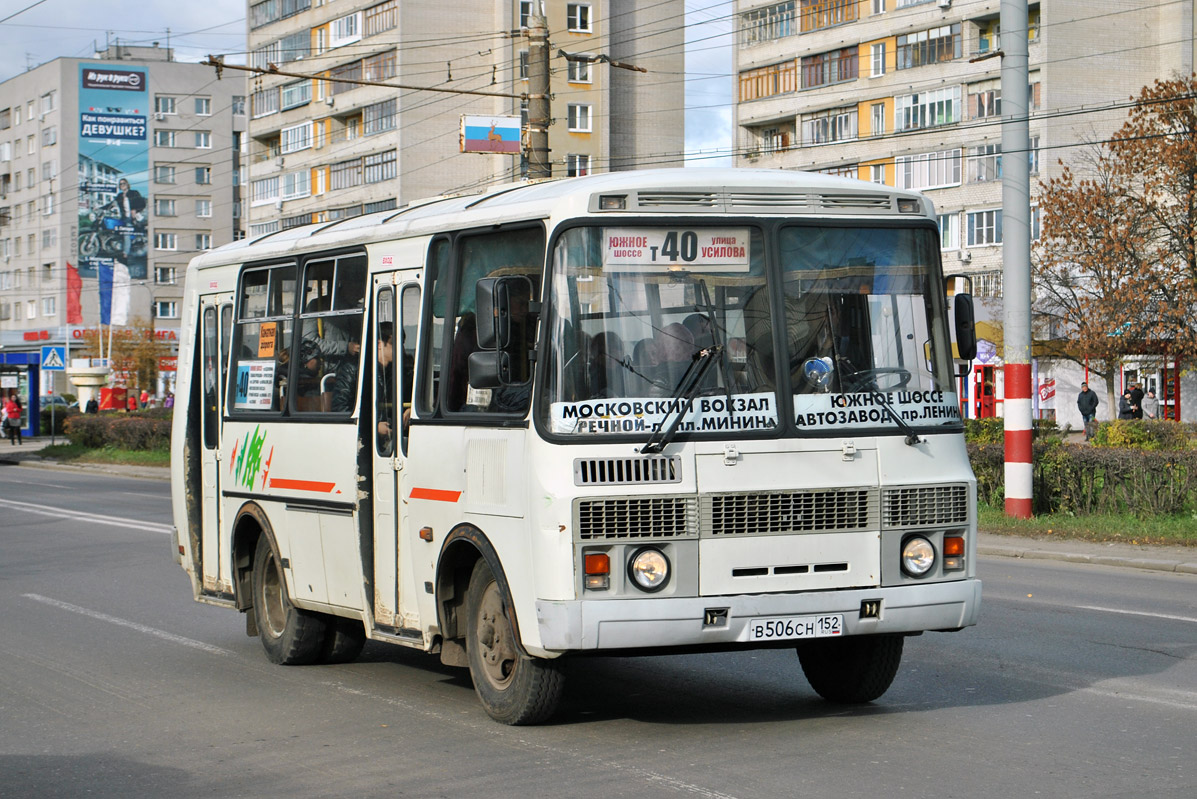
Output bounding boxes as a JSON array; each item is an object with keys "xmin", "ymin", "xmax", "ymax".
[{"xmin": 257, "ymin": 322, "xmax": 277, "ymax": 358}]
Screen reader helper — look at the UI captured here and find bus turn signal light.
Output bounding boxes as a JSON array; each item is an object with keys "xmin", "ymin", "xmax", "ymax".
[
  {"xmin": 943, "ymin": 535, "xmax": 965, "ymax": 570},
  {"xmin": 584, "ymin": 553, "xmax": 611, "ymax": 591}
]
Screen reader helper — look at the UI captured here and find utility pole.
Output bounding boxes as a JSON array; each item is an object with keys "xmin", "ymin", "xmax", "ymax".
[
  {"xmin": 1001, "ymin": 0, "xmax": 1033, "ymax": 518},
  {"xmin": 526, "ymin": 13, "xmax": 551, "ymax": 179}
]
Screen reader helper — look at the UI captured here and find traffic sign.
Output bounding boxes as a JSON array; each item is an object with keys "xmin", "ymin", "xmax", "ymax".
[{"xmin": 41, "ymin": 345, "xmax": 66, "ymax": 371}]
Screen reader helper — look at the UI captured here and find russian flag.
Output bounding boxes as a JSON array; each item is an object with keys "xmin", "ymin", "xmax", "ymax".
[{"xmin": 99, "ymin": 261, "xmax": 130, "ymax": 326}]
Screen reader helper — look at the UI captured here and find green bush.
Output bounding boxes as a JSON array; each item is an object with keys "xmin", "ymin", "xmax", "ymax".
[
  {"xmin": 40, "ymin": 409, "xmax": 76, "ymax": 436},
  {"xmin": 969, "ymin": 439, "xmax": 1197, "ymax": 518},
  {"xmin": 64, "ymin": 411, "xmax": 171, "ymax": 451},
  {"xmin": 1089, "ymin": 419, "xmax": 1196, "ymax": 450}
]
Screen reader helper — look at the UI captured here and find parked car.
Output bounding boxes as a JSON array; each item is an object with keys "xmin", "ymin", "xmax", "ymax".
[{"xmin": 40, "ymin": 395, "xmax": 77, "ymax": 410}]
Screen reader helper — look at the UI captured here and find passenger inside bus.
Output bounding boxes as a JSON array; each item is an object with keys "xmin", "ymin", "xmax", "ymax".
[{"xmin": 331, "ymin": 322, "xmax": 395, "ymax": 449}]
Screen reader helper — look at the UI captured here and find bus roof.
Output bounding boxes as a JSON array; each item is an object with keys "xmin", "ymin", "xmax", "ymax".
[{"xmin": 189, "ymin": 168, "xmax": 933, "ymax": 272}]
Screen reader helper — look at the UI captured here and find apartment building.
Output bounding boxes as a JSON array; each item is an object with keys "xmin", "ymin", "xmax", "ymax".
[
  {"xmin": 244, "ymin": 0, "xmax": 685, "ymax": 237},
  {"xmin": 733, "ymin": 0, "xmax": 1197, "ymax": 299},
  {"xmin": 0, "ymin": 44, "xmax": 245, "ymax": 405}
]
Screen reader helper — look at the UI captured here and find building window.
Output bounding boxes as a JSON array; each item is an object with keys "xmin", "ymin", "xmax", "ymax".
[
  {"xmin": 251, "ymin": 176, "xmax": 280, "ymax": 206},
  {"xmin": 155, "ymin": 266, "xmax": 177, "ymax": 285},
  {"xmin": 969, "ymin": 144, "xmax": 1001, "ymax": 183},
  {"xmin": 155, "ymin": 165, "xmax": 176, "ymax": 184},
  {"xmin": 252, "ymin": 87, "xmax": 280, "ymax": 118},
  {"xmin": 363, "ymin": 99, "xmax": 396, "ymax": 135},
  {"xmin": 800, "ymin": 0, "xmax": 857, "ymax": 34},
  {"xmin": 196, "ymin": 199, "xmax": 213, "ymax": 217},
  {"xmin": 330, "ymin": 12, "xmax": 363, "ymax": 47},
  {"xmin": 155, "ymin": 198, "xmax": 176, "ymax": 216},
  {"xmin": 40, "ymin": 90, "xmax": 56, "ymax": 114},
  {"xmin": 364, "ymin": 150, "xmax": 397, "ymax": 183},
  {"xmin": 41, "ymin": 126, "xmax": 57, "ymax": 146},
  {"xmin": 739, "ymin": 61, "xmax": 797, "ymax": 101},
  {"xmin": 870, "ymin": 43, "xmax": 885, "ymax": 77},
  {"xmin": 872, "ymin": 0, "xmax": 885, "ymax": 13},
  {"xmin": 42, "ymin": 297, "xmax": 56, "ymax": 317},
  {"xmin": 195, "ymin": 166, "xmax": 212, "ymax": 185},
  {"xmin": 155, "ymin": 301, "xmax": 179, "ymax": 320},
  {"xmin": 896, "ymin": 24, "xmax": 961, "ymax": 70},
  {"xmin": 154, "ymin": 130, "xmax": 176, "ymax": 147},
  {"xmin": 41, "ymin": 227, "xmax": 56, "ymax": 247},
  {"xmin": 567, "ymin": 4, "xmax": 591, "ymax": 32},
  {"xmin": 740, "ymin": 1, "xmax": 796, "ymax": 46},
  {"xmin": 519, "ymin": 0, "xmax": 534, "ymax": 28},
  {"xmin": 154, "ymin": 96, "xmax": 176, "ymax": 115},
  {"xmin": 870, "ymin": 164, "xmax": 886, "ymax": 184},
  {"xmin": 195, "ymin": 97, "xmax": 211, "ymax": 116},
  {"xmin": 281, "ymin": 80, "xmax": 312, "ymax": 110},
  {"xmin": 759, "ymin": 126, "xmax": 791, "ymax": 153},
  {"xmin": 232, "ymin": 95, "xmax": 246, "ymax": 115},
  {"xmin": 330, "ymin": 159, "xmax": 362, "ymax": 191},
  {"xmin": 801, "ymin": 47, "xmax": 857, "ymax": 89},
  {"xmin": 870, "ymin": 102, "xmax": 885, "ymax": 135},
  {"xmin": 567, "ymin": 57, "xmax": 592, "ymax": 82},
  {"xmin": 566, "ymin": 154, "xmax": 590, "ymax": 177},
  {"xmin": 801, "ymin": 106, "xmax": 857, "ymax": 145},
  {"xmin": 196, "ymin": 233, "xmax": 213, "ymax": 250},
  {"xmin": 1029, "ymin": 135, "xmax": 1040, "ymax": 175},
  {"xmin": 567, "ymin": 104, "xmax": 592, "ymax": 132},
  {"xmin": 281, "ymin": 123, "xmax": 313, "ymax": 153},
  {"xmin": 895, "ymin": 149, "xmax": 962, "ymax": 190},
  {"xmin": 974, "ymin": 270, "xmax": 1002, "ymax": 299},
  {"xmin": 27, "ymin": 299, "xmax": 37, "ymax": 320},
  {"xmin": 966, "ymin": 209, "xmax": 1002, "ymax": 246},
  {"xmin": 968, "ymin": 80, "xmax": 1000, "ymax": 119},
  {"xmin": 195, "ymin": 132, "xmax": 211, "ymax": 149},
  {"xmin": 249, "ymin": 221, "xmax": 280, "ymax": 237},
  {"xmin": 365, "ymin": 0, "xmax": 398, "ymax": 35},
  {"xmin": 938, "ymin": 212, "xmax": 959, "ymax": 250},
  {"xmin": 894, "ymin": 87, "xmax": 960, "ymax": 132},
  {"xmin": 155, "ymin": 232, "xmax": 178, "ymax": 251},
  {"xmin": 282, "ymin": 169, "xmax": 311, "ymax": 199}
]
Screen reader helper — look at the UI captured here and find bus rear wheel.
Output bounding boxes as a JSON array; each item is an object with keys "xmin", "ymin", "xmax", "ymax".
[
  {"xmin": 465, "ymin": 560, "xmax": 563, "ymax": 725},
  {"xmin": 796, "ymin": 634, "xmax": 904, "ymax": 704},
  {"xmin": 252, "ymin": 535, "xmax": 328, "ymax": 665}
]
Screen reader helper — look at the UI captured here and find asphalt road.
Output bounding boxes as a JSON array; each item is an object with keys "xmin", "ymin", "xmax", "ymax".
[{"xmin": 1, "ymin": 462, "xmax": 1193, "ymax": 798}]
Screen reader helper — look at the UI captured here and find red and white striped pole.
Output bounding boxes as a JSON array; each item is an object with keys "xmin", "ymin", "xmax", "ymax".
[{"xmin": 1001, "ymin": 0, "xmax": 1033, "ymax": 518}]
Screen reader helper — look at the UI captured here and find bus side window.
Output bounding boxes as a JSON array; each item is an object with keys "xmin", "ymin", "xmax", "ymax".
[
  {"xmin": 399, "ymin": 284, "xmax": 420, "ymax": 455},
  {"xmin": 418, "ymin": 239, "xmax": 450, "ymax": 416},
  {"xmin": 230, "ymin": 264, "xmax": 296, "ymax": 413},
  {"xmin": 298, "ymin": 254, "xmax": 366, "ymax": 413},
  {"xmin": 202, "ymin": 307, "xmax": 218, "ymax": 449}
]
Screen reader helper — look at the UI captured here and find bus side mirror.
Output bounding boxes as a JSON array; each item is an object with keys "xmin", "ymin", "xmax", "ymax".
[
  {"xmin": 954, "ymin": 292, "xmax": 978, "ymax": 362},
  {"xmin": 468, "ymin": 350, "xmax": 511, "ymax": 388},
  {"xmin": 476, "ymin": 275, "xmax": 533, "ymax": 350}
]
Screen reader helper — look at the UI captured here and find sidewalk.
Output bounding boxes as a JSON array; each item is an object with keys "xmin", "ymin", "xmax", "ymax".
[{"xmin": 2, "ymin": 436, "xmax": 1194, "ymax": 574}]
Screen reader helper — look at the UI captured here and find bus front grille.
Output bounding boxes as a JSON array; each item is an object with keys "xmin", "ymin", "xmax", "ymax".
[
  {"xmin": 576, "ymin": 496, "xmax": 698, "ymax": 540},
  {"xmin": 574, "ymin": 456, "xmax": 682, "ymax": 486},
  {"xmin": 883, "ymin": 484, "xmax": 969, "ymax": 529},
  {"xmin": 702, "ymin": 488, "xmax": 878, "ymax": 536}
]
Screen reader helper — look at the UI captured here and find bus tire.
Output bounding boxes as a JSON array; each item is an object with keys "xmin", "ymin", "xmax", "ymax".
[
  {"xmin": 320, "ymin": 616, "xmax": 366, "ymax": 664},
  {"xmin": 465, "ymin": 559, "xmax": 563, "ymax": 725},
  {"xmin": 796, "ymin": 634, "xmax": 904, "ymax": 704},
  {"xmin": 252, "ymin": 535, "xmax": 328, "ymax": 665}
]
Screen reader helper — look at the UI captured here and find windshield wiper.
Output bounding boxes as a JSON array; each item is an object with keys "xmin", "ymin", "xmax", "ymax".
[
  {"xmin": 870, "ymin": 387, "xmax": 922, "ymax": 446},
  {"xmin": 640, "ymin": 345, "xmax": 720, "ymax": 454}
]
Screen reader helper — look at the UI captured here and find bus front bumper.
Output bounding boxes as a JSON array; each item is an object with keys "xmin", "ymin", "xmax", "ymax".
[{"xmin": 531, "ymin": 578, "xmax": 981, "ymax": 656}]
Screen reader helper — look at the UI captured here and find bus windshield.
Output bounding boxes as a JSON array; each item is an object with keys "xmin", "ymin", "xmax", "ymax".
[{"xmin": 539, "ymin": 223, "xmax": 960, "ymax": 438}]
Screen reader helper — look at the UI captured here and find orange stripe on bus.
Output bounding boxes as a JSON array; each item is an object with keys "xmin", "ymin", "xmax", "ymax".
[
  {"xmin": 410, "ymin": 487, "xmax": 463, "ymax": 503},
  {"xmin": 269, "ymin": 478, "xmax": 336, "ymax": 493}
]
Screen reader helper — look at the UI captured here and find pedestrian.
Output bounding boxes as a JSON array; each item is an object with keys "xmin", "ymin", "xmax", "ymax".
[
  {"xmin": 85, "ymin": 397, "xmax": 99, "ymax": 414},
  {"xmin": 163, "ymin": 391, "xmax": 175, "ymax": 410},
  {"xmin": 126, "ymin": 392, "xmax": 138, "ymax": 413},
  {"xmin": 1077, "ymin": 381, "xmax": 1099, "ymax": 440},
  {"xmin": 1118, "ymin": 391, "xmax": 1135, "ymax": 420},
  {"xmin": 1129, "ymin": 382, "xmax": 1144, "ymax": 419},
  {"xmin": 3, "ymin": 392, "xmax": 22, "ymax": 445},
  {"xmin": 139, "ymin": 389, "xmax": 149, "ymax": 409},
  {"xmin": 1142, "ymin": 389, "xmax": 1159, "ymax": 420}
]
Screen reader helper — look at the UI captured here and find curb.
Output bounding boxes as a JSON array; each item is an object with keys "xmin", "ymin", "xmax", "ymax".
[{"xmin": 979, "ymin": 543, "xmax": 1197, "ymax": 575}]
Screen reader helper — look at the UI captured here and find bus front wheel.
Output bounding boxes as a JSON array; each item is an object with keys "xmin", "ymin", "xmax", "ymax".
[
  {"xmin": 252, "ymin": 535, "xmax": 328, "ymax": 665},
  {"xmin": 465, "ymin": 560, "xmax": 563, "ymax": 725},
  {"xmin": 796, "ymin": 634, "xmax": 904, "ymax": 704}
]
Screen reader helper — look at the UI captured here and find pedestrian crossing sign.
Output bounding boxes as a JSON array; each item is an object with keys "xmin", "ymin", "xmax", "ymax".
[{"xmin": 41, "ymin": 346, "xmax": 66, "ymax": 371}]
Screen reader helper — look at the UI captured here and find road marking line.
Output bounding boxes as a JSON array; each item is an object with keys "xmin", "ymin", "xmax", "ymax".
[
  {"xmin": 1078, "ymin": 605, "xmax": 1197, "ymax": 624},
  {"xmin": 1, "ymin": 478, "xmax": 71, "ymax": 488},
  {"xmin": 0, "ymin": 497, "xmax": 172, "ymax": 534},
  {"xmin": 22, "ymin": 593, "xmax": 233, "ymax": 656}
]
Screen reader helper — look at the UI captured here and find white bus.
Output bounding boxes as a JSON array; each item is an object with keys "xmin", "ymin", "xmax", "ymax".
[{"xmin": 170, "ymin": 168, "xmax": 981, "ymax": 724}]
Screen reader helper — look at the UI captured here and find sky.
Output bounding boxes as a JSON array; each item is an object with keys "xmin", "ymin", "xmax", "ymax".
[{"xmin": 0, "ymin": 0, "xmax": 734, "ymax": 165}]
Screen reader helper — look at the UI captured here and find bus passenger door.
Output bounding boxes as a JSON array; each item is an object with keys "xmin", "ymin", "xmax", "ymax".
[
  {"xmin": 371, "ymin": 279, "xmax": 420, "ymax": 631},
  {"xmin": 199, "ymin": 295, "xmax": 233, "ymax": 595}
]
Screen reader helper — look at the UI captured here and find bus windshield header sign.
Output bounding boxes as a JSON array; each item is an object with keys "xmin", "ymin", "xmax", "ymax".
[{"xmin": 602, "ymin": 227, "xmax": 751, "ymax": 272}]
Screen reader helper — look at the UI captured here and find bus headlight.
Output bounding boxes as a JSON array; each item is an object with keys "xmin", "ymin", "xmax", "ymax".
[
  {"xmin": 627, "ymin": 547, "xmax": 670, "ymax": 592},
  {"xmin": 901, "ymin": 536, "xmax": 936, "ymax": 577}
]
